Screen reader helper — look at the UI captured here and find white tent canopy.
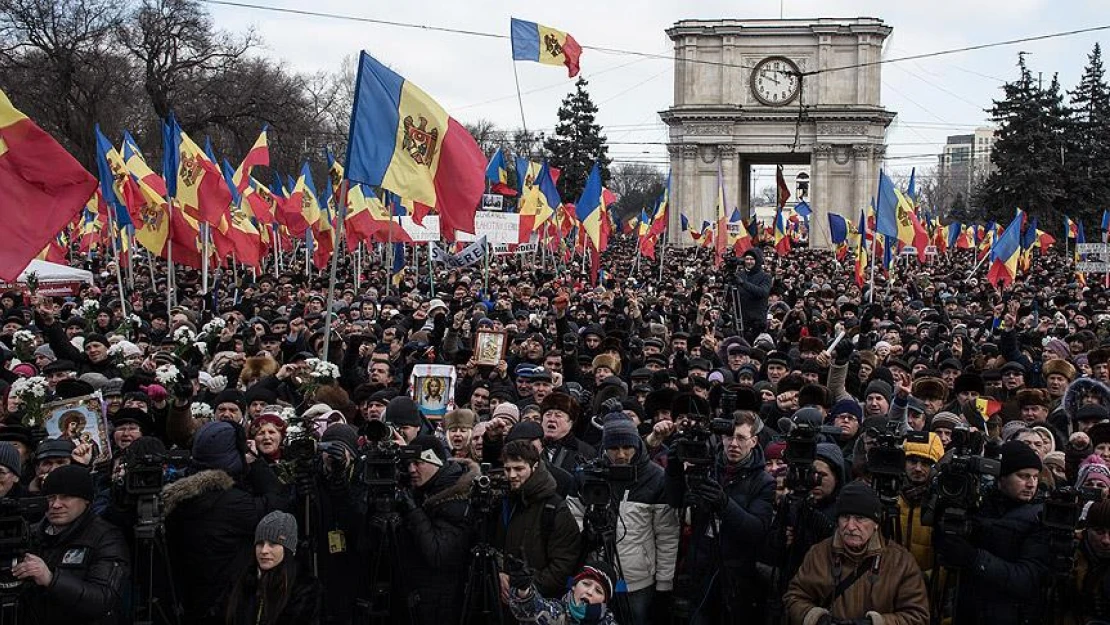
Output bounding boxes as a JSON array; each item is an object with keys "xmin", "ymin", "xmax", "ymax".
[{"xmin": 17, "ymin": 259, "xmax": 93, "ymax": 285}]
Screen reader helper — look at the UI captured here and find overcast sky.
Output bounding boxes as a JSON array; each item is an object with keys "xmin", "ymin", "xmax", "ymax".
[{"xmin": 207, "ymin": 0, "xmax": 1106, "ymax": 181}]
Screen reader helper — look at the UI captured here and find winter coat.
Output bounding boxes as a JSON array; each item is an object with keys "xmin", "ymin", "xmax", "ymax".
[
  {"xmin": 509, "ymin": 586, "xmax": 616, "ymax": 625},
  {"xmin": 544, "ymin": 433, "xmax": 596, "ymax": 474},
  {"xmin": 664, "ymin": 444, "xmax": 776, "ymax": 611},
  {"xmin": 566, "ymin": 440, "xmax": 680, "ymax": 592},
  {"xmin": 897, "ymin": 489, "xmax": 935, "ymax": 575},
  {"xmin": 397, "ymin": 458, "xmax": 480, "ymax": 624},
  {"xmin": 948, "ymin": 488, "xmax": 1052, "ymax": 625},
  {"xmin": 19, "ymin": 509, "xmax": 130, "ymax": 625},
  {"xmin": 164, "ymin": 463, "xmax": 287, "ymax": 624},
  {"xmin": 224, "ymin": 557, "xmax": 321, "ymax": 625},
  {"xmin": 1064, "ymin": 534, "xmax": 1110, "ymax": 624},
  {"xmin": 40, "ymin": 319, "xmax": 121, "ymax": 378},
  {"xmin": 494, "ymin": 461, "xmax": 583, "ymax": 598},
  {"xmin": 734, "ymin": 247, "xmax": 772, "ymax": 326},
  {"xmin": 784, "ymin": 531, "xmax": 929, "ymax": 625}
]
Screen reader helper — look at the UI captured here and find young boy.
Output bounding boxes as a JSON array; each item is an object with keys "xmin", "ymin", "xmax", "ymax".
[{"xmin": 509, "ymin": 558, "xmax": 619, "ymax": 625}]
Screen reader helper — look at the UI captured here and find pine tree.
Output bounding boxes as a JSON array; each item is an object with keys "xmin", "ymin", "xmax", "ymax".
[
  {"xmin": 980, "ymin": 54, "xmax": 1069, "ymax": 222},
  {"xmin": 1066, "ymin": 43, "xmax": 1110, "ymax": 221},
  {"xmin": 544, "ymin": 77, "xmax": 611, "ymax": 201}
]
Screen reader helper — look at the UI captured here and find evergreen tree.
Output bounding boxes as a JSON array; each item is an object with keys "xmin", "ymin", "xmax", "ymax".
[
  {"xmin": 981, "ymin": 54, "xmax": 1069, "ymax": 222},
  {"xmin": 1066, "ymin": 43, "xmax": 1110, "ymax": 220},
  {"xmin": 544, "ymin": 77, "xmax": 611, "ymax": 201}
]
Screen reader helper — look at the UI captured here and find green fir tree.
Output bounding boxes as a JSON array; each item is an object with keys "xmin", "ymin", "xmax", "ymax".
[{"xmin": 544, "ymin": 77, "xmax": 611, "ymax": 201}]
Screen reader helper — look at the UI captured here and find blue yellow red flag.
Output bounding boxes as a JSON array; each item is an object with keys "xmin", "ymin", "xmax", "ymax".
[
  {"xmin": 575, "ymin": 161, "xmax": 604, "ymax": 250},
  {"xmin": 510, "ymin": 18, "xmax": 582, "ymax": 77},
  {"xmin": 345, "ymin": 51, "xmax": 485, "ymax": 236},
  {"xmin": 987, "ymin": 213, "xmax": 1022, "ymax": 287},
  {"xmin": 874, "ymin": 170, "xmax": 900, "ymax": 239}
]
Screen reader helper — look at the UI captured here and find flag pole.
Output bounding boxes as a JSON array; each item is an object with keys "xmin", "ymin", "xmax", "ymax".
[
  {"xmin": 427, "ymin": 241, "xmax": 435, "ymax": 297},
  {"xmin": 511, "ymin": 61, "xmax": 528, "ymax": 134},
  {"xmin": 273, "ymin": 224, "xmax": 281, "ymax": 278},
  {"xmin": 484, "ymin": 240, "xmax": 491, "ymax": 294},
  {"xmin": 107, "ymin": 208, "xmax": 128, "ymax": 318},
  {"xmin": 322, "ymin": 181, "xmax": 348, "ymax": 363},
  {"xmin": 867, "ymin": 233, "xmax": 878, "ymax": 304},
  {"xmin": 356, "ymin": 243, "xmax": 362, "ymax": 291},
  {"xmin": 201, "ymin": 224, "xmax": 209, "ymax": 295},
  {"xmin": 167, "ymin": 199, "xmax": 175, "ymax": 308}
]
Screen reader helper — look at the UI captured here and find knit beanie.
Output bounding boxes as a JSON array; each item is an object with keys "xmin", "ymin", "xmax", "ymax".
[
  {"xmin": 255, "ymin": 510, "xmax": 299, "ymax": 555},
  {"xmin": 601, "ymin": 413, "xmax": 640, "ymax": 450},
  {"xmin": 192, "ymin": 421, "xmax": 244, "ymax": 476},
  {"xmin": 815, "ymin": 442, "xmax": 846, "ymax": 486},
  {"xmin": 384, "ymin": 396, "xmax": 422, "ymax": 428},
  {"xmin": 491, "ymin": 403, "xmax": 520, "ymax": 424},
  {"xmin": 84, "ymin": 333, "xmax": 109, "ymax": 349},
  {"xmin": 765, "ymin": 440, "xmax": 787, "ymax": 461},
  {"xmin": 999, "ymin": 440, "xmax": 1042, "ymax": 476},
  {"xmin": 792, "ymin": 406, "xmax": 824, "ymax": 428},
  {"xmin": 212, "ymin": 389, "xmax": 247, "ymax": 413},
  {"xmin": 41, "ymin": 464, "xmax": 94, "ymax": 501},
  {"xmin": 904, "ymin": 432, "xmax": 944, "ymax": 464},
  {"xmin": 836, "ymin": 481, "xmax": 882, "ymax": 523},
  {"xmin": 321, "ymin": 423, "xmax": 360, "ymax": 457},
  {"xmin": 573, "ymin": 560, "xmax": 617, "ymax": 601},
  {"xmin": 0, "ymin": 443, "xmax": 20, "ymax": 476},
  {"xmin": 1087, "ymin": 500, "xmax": 1110, "ymax": 530},
  {"xmin": 864, "ymin": 380, "xmax": 893, "ymax": 402},
  {"xmin": 1078, "ymin": 454, "xmax": 1110, "ymax": 490},
  {"xmin": 409, "ymin": 434, "xmax": 447, "ymax": 467},
  {"xmin": 829, "ymin": 399, "xmax": 863, "ymax": 424}
]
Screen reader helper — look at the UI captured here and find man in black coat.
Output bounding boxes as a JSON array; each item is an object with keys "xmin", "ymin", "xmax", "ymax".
[
  {"xmin": 733, "ymin": 247, "xmax": 772, "ymax": 341},
  {"xmin": 665, "ymin": 410, "xmax": 776, "ymax": 625},
  {"xmin": 163, "ymin": 421, "xmax": 287, "ymax": 625},
  {"xmin": 540, "ymin": 392, "xmax": 596, "ymax": 474},
  {"xmin": 15, "ymin": 465, "xmax": 129, "ymax": 625},
  {"xmin": 395, "ymin": 435, "xmax": 479, "ymax": 625},
  {"xmin": 934, "ymin": 440, "xmax": 1052, "ymax": 625}
]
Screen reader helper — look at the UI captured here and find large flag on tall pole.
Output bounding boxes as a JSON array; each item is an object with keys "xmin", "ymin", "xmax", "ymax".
[
  {"xmin": 344, "ymin": 51, "xmax": 486, "ymax": 238},
  {"xmin": 231, "ymin": 127, "xmax": 270, "ymax": 193},
  {"xmin": 0, "ymin": 90, "xmax": 96, "ymax": 280},
  {"xmin": 164, "ymin": 117, "xmax": 232, "ymax": 227},
  {"xmin": 510, "ymin": 18, "xmax": 582, "ymax": 78},
  {"xmin": 714, "ymin": 160, "xmax": 728, "ymax": 267},
  {"xmin": 776, "ymin": 164, "xmax": 791, "ymax": 209},
  {"xmin": 987, "ymin": 213, "xmax": 1022, "ymax": 288},
  {"xmin": 121, "ymin": 131, "xmax": 203, "ymax": 269}
]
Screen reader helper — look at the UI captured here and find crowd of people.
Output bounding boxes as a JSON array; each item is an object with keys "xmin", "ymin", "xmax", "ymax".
[{"xmin": 0, "ymin": 231, "xmax": 1108, "ymax": 625}]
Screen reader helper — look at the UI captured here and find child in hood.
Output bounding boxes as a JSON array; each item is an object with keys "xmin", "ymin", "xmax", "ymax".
[{"xmin": 508, "ymin": 557, "xmax": 619, "ymax": 625}]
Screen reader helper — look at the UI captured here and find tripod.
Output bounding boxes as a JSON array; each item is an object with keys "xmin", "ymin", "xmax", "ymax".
[
  {"xmin": 582, "ymin": 503, "xmax": 634, "ymax": 624},
  {"xmin": 459, "ymin": 542, "xmax": 504, "ymax": 625},
  {"xmin": 132, "ymin": 494, "xmax": 182, "ymax": 625},
  {"xmin": 355, "ymin": 495, "xmax": 407, "ymax": 625}
]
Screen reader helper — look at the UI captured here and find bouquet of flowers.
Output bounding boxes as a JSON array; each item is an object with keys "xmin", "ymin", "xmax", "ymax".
[
  {"xmin": 172, "ymin": 326, "xmax": 198, "ymax": 359},
  {"xmin": 200, "ymin": 317, "xmax": 226, "ymax": 340},
  {"xmin": 11, "ymin": 329, "xmax": 35, "ymax": 362},
  {"xmin": 300, "ymin": 358, "xmax": 341, "ymax": 398},
  {"xmin": 191, "ymin": 403, "xmax": 214, "ymax": 420},
  {"xmin": 9, "ymin": 375, "xmax": 48, "ymax": 426},
  {"xmin": 79, "ymin": 299, "xmax": 100, "ymax": 325},
  {"xmin": 115, "ymin": 313, "xmax": 143, "ymax": 341},
  {"xmin": 107, "ymin": 342, "xmax": 134, "ymax": 377},
  {"xmin": 155, "ymin": 363, "xmax": 181, "ymax": 386}
]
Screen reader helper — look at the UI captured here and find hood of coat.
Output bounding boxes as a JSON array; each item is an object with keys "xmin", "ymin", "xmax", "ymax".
[
  {"xmin": 420, "ymin": 458, "xmax": 480, "ymax": 508},
  {"xmin": 162, "ymin": 469, "xmax": 235, "ymax": 517},
  {"xmin": 518, "ymin": 460, "xmax": 557, "ymax": 506}
]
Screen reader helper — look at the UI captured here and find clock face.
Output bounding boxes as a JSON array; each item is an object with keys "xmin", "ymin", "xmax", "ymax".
[{"xmin": 751, "ymin": 57, "xmax": 800, "ymax": 106}]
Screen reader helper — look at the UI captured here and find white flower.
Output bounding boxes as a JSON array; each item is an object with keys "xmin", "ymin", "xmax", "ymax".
[
  {"xmin": 128, "ymin": 314, "xmax": 142, "ymax": 326},
  {"xmin": 79, "ymin": 300, "xmax": 99, "ymax": 315},
  {"xmin": 286, "ymin": 423, "xmax": 304, "ymax": 436},
  {"xmin": 155, "ymin": 364, "xmax": 180, "ymax": 385},
  {"xmin": 107, "ymin": 343, "xmax": 124, "ymax": 357},
  {"xmin": 11, "ymin": 376, "xmax": 47, "ymax": 399},
  {"xmin": 191, "ymin": 403, "xmax": 213, "ymax": 419},
  {"xmin": 280, "ymin": 407, "xmax": 296, "ymax": 422},
  {"xmin": 12, "ymin": 329, "xmax": 34, "ymax": 346},
  {"xmin": 201, "ymin": 317, "xmax": 227, "ymax": 336},
  {"xmin": 173, "ymin": 326, "xmax": 196, "ymax": 345},
  {"xmin": 193, "ymin": 341, "xmax": 208, "ymax": 356},
  {"xmin": 305, "ymin": 358, "xmax": 340, "ymax": 380}
]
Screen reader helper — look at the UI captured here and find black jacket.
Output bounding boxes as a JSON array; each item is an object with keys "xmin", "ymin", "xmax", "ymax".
[
  {"xmin": 225, "ymin": 557, "xmax": 321, "ymax": 625},
  {"xmin": 734, "ymin": 248, "xmax": 772, "ymax": 326},
  {"xmin": 949, "ymin": 488, "xmax": 1051, "ymax": 625},
  {"xmin": 163, "ymin": 463, "xmax": 286, "ymax": 624},
  {"xmin": 20, "ymin": 508, "xmax": 130, "ymax": 625},
  {"xmin": 544, "ymin": 433, "xmax": 595, "ymax": 475},
  {"xmin": 397, "ymin": 458, "xmax": 479, "ymax": 624}
]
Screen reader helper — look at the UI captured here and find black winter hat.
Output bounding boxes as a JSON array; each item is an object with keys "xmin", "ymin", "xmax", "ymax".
[
  {"xmin": 836, "ymin": 481, "xmax": 882, "ymax": 523},
  {"xmin": 212, "ymin": 389, "xmax": 247, "ymax": 413},
  {"xmin": 321, "ymin": 423, "xmax": 360, "ymax": 457},
  {"xmin": 41, "ymin": 464, "xmax": 94, "ymax": 501},
  {"xmin": 409, "ymin": 434, "xmax": 447, "ymax": 467},
  {"xmin": 506, "ymin": 421, "xmax": 544, "ymax": 443},
  {"xmin": 999, "ymin": 440, "xmax": 1042, "ymax": 476},
  {"xmin": 384, "ymin": 396, "xmax": 422, "ymax": 428}
]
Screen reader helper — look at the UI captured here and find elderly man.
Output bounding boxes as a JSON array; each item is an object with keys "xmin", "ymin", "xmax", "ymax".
[{"xmin": 784, "ymin": 482, "xmax": 929, "ymax": 625}]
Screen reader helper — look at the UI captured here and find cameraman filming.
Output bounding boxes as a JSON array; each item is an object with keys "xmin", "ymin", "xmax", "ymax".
[
  {"xmin": 16, "ymin": 464, "xmax": 130, "ymax": 624},
  {"xmin": 932, "ymin": 440, "xmax": 1052, "ymax": 625},
  {"xmin": 395, "ymin": 435, "xmax": 479, "ymax": 624},
  {"xmin": 733, "ymin": 248, "xmax": 771, "ymax": 341},
  {"xmin": 664, "ymin": 410, "xmax": 775, "ymax": 624}
]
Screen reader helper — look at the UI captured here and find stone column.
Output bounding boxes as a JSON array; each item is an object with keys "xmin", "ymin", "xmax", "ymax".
[
  {"xmin": 673, "ymin": 143, "xmax": 699, "ymax": 246},
  {"xmin": 719, "ymin": 144, "xmax": 738, "ymax": 217},
  {"xmin": 739, "ymin": 154, "xmax": 751, "ymax": 220},
  {"xmin": 852, "ymin": 144, "xmax": 873, "ymax": 214},
  {"xmin": 809, "ymin": 144, "xmax": 834, "ymax": 249}
]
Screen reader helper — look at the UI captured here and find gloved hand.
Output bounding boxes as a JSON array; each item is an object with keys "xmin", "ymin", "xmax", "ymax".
[
  {"xmin": 396, "ymin": 488, "xmax": 417, "ymax": 516},
  {"xmin": 937, "ymin": 533, "xmax": 978, "ymax": 568},
  {"xmin": 834, "ymin": 338, "xmax": 855, "ymax": 365},
  {"xmin": 503, "ymin": 553, "xmax": 534, "ymax": 592},
  {"xmin": 601, "ymin": 397, "xmax": 624, "ymax": 415},
  {"xmin": 692, "ymin": 477, "xmax": 728, "ymax": 512}
]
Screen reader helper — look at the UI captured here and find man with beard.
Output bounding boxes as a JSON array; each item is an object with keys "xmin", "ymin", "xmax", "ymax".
[{"xmin": 898, "ymin": 432, "xmax": 943, "ymax": 574}]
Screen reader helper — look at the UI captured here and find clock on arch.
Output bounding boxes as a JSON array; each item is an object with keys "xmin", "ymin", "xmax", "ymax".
[{"xmin": 750, "ymin": 56, "xmax": 801, "ymax": 106}]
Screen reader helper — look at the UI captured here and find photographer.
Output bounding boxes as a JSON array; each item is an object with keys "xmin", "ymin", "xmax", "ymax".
[
  {"xmin": 784, "ymin": 482, "xmax": 929, "ymax": 625},
  {"xmin": 395, "ymin": 435, "xmax": 479, "ymax": 624},
  {"xmin": 664, "ymin": 410, "xmax": 775, "ymax": 624},
  {"xmin": 733, "ymin": 248, "xmax": 771, "ymax": 341},
  {"xmin": 16, "ymin": 464, "xmax": 130, "ymax": 624},
  {"xmin": 567, "ymin": 414, "xmax": 679, "ymax": 625},
  {"xmin": 933, "ymin": 440, "xmax": 1052, "ymax": 625},
  {"xmin": 898, "ymin": 432, "xmax": 943, "ymax": 574},
  {"xmin": 494, "ymin": 439, "xmax": 582, "ymax": 600},
  {"xmin": 163, "ymin": 420, "xmax": 287, "ymax": 625}
]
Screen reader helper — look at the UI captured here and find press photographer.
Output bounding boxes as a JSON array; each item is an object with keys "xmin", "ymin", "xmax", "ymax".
[
  {"xmin": 567, "ymin": 414, "xmax": 679, "ymax": 625},
  {"xmin": 930, "ymin": 440, "xmax": 1052, "ymax": 625},
  {"xmin": 664, "ymin": 409, "xmax": 775, "ymax": 625},
  {"xmin": 394, "ymin": 435, "xmax": 479, "ymax": 625},
  {"xmin": 16, "ymin": 464, "xmax": 129, "ymax": 625}
]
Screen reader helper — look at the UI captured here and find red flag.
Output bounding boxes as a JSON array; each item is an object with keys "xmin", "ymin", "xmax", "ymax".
[
  {"xmin": 0, "ymin": 91, "xmax": 96, "ymax": 280},
  {"xmin": 776, "ymin": 164, "xmax": 791, "ymax": 209}
]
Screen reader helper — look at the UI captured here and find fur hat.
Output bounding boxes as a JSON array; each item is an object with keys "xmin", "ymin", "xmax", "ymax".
[
  {"xmin": 1016, "ymin": 388, "xmax": 1050, "ymax": 409},
  {"xmin": 1043, "ymin": 359, "xmax": 1077, "ymax": 382},
  {"xmin": 444, "ymin": 409, "xmax": 477, "ymax": 430},
  {"xmin": 798, "ymin": 336, "xmax": 825, "ymax": 355},
  {"xmin": 953, "ymin": 373, "xmax": 984, "ymax": 396},
  {"xmin": 912, "ymin": 377, "xmax": 948, "ymax": 402},
  {"xmin": 591, "ymin": 354, "xmax": 621, "ymax": 376},
  {"xmin": 540, "ymin": 392, "xmax": 580, "ymax": 421}
]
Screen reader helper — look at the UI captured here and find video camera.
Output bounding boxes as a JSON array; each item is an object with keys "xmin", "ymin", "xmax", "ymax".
[
  {"xmin": 578, "ymin": 459, "xmax": 638, "ymax": 508},
  {"xmin": 673, "ymin": 412, "xmax": 735, "ymax": 482},
  {"xmin": 470, "ymin": 463, "xmax": 509, "ymax": 516},
  {"xmin": 866, "ymin": 421, "xmax": 929, "ymax": 500},
  {"xmin": 921, "ymin": 427, "xmax": 1000, "ymax": 538},
  {"xmin": 1043, "ymin": 486, "xmax": 1102, "ymax": 577},
  {"xmin": 0, "ymin": 497, "xmax": 45, "ymax": 594},
  {"xmin": 783, "ymin": 422, "xmax": 842, "ymax": 494},
  {"xmin": 359, "ymin": 419, "xmax": 419, "ymax": 512},
  {"xmin": 120, "ymin": 450, "xmax": 192, "ymax": 498}
]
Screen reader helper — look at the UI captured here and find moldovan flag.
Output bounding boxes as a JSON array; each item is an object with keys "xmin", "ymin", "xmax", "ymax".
[
  {"xmin": 714, "ymin": 161, "xmax": 728, "ymax": 267},
  {"xmin": 165, "ymin": 117, "xmax": 232, "ymax": 227},
  {"xmin": 345, "ymin": 51, "xmax": 485, "ymax": 237},
  {"xmin": 986, "ymin": 213, "xmax": 1021, "ymax": 288},
  {"xmin": 510, "ymin": 18, "xmax": 582, "ymax": 78},
  {"xmin": 648, "ymin": 173, "xmax": 669, "ymax": 239},
  {"xmin": 283, "ymin": 163, "xmax": 321, "ymax": 236},
  {"xmin": 773, "ymin": 209, "xmax": 791, "ymax": 256},
  {"xmin": 122, "ymin": 131, "xmax": 204, "ymax": 269},
  {"xmin": 519, "ymin": 160, "xmax": 560, "ymax": 243},
  {"xmin": 232, "ymin": 127, "xmax": 270, "ymax": 193},
  {"xmin": 0, "ymin": 89, "xmax": 97, "ymax": 280},
  {"xmin": 730, "ymin": 208, "xmax": 752, "ymax": 256},
  {"xmin": 485, "ymin": 148, "xmax": 517, "ymax": 196},
  {"xmin": 576, "ymin": 161, "xmax": 605, "ymax": 251}
]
